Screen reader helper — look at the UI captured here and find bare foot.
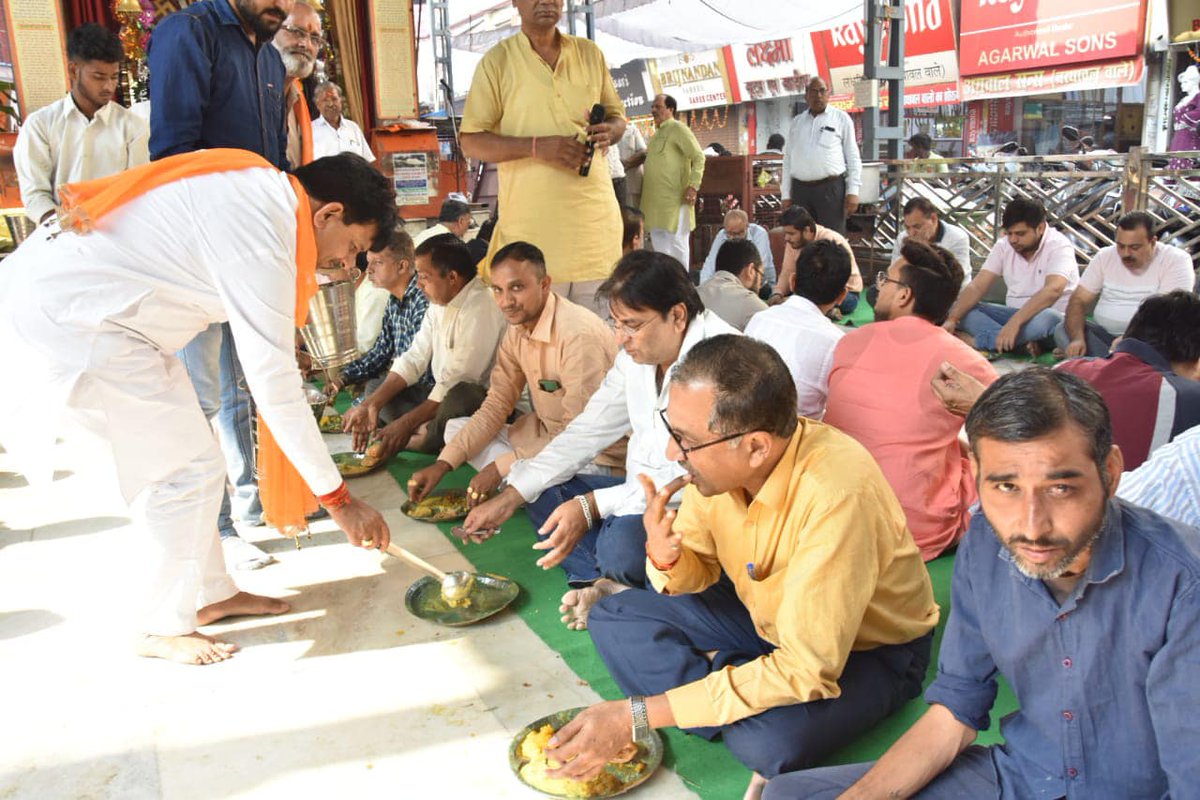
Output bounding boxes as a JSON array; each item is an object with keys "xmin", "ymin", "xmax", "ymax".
[
  {"xmin": 136, "ymin": 631, "xmax": 238, "ymax": 665},
  {"xmin": 197, "ymin": 591, "xmax": 290, "ymax": 626},
  {"xmin": 559, "ymin": 578, "xmax": 627, "ymax": 630},
  {"xmin": 1025, "ymin": 340, "xmax": 1045, "ymax": 358},
  {"xmin": 743, "ymin": 772, "xmax": 767, "ymax": 800}
]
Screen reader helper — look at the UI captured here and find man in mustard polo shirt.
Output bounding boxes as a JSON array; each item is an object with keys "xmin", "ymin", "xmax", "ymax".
[
  {"xmin": 460, "ymin": 0, "xmax": 625, "ymax": 316},
  {"xmin": 542, "ymin": 336, "xmax": 938, "ymax": 800}
]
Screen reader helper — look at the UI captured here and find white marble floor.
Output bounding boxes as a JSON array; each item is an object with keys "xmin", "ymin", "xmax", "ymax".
[{"xmin": 0, "ymin": 434, "xmax": 696, "ymax": 799}]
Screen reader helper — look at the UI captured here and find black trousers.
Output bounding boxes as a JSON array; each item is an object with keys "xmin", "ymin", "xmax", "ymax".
[
  {"xmin": 612, "ymin": 177, "xmax": 628, "ymax": 207},
  {"xmin": 790, "ymin": 177, "xmax": 847, "ymax": 235}
]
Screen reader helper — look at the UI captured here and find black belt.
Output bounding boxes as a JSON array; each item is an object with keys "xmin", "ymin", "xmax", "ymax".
[{"xmin": 792, "ymin": 173, "xmax": 845, "ymax": 186}]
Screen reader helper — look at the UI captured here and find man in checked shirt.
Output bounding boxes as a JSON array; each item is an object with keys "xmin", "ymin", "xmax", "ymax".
[{"xmin": 325, "ymin": 225, "xmax": 432, "ymax": 416}]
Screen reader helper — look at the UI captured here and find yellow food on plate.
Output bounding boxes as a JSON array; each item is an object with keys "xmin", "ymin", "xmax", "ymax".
[
  {"xmin": 319, "ymin": 410, "xmax": 343, "ymax": 432},
  {"xmin": 406, "ymin": 491, "xmax": 469, "ymax": 520},
  {"xmin": 516, "ymin": 725, "xmax": 624, "ymax": 798}
]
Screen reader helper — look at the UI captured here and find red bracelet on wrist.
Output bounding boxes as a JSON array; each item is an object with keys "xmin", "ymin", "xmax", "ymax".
[
  {"xmin": 319, "ymin": 481, "xmax": 352, "ymax": 510},
  {"xmin": 645, "ymin": 542, "xmax": 679, "ymax": 572}
]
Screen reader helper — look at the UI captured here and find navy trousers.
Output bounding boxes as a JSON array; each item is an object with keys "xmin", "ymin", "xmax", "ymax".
[
  {"xmin": 588, "ymin": 578, "xmax": 932, "ymax": 778},
  {"xmin": 762, "ymin": 745, "xmax": 1002, "ymax": 799},
  {"xmin": 525, "ymin": 474, "xmax": 649, "ymax": 588}
]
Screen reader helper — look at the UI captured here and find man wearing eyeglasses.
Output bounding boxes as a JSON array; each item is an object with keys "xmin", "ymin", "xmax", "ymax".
[
  {"xmin": 272, "ymin": 1, "xmax": 323, "ymax": 169},
  {"xmin": 462, "ymin": 251, "xmax": 738, "ymax": 629},
  {"xmin": 543, "ymin": 335, "xmax": 938, "ymax": 800}
]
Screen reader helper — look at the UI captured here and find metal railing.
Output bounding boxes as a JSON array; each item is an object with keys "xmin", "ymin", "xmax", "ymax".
[{"xmin": 859, "ymin": 149, "xmax": 1200, "ymax": 278}]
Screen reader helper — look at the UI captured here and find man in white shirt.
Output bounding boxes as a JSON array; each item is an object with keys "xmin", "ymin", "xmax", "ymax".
[
  {"xmin": 311, "ymin": 82, "xmax": 375, "ymax": 162},
  {"xmin": 271, "ymin": 1, "xmax": 322, "ymax": 169},
  {"xmin": 781, "ymin": 77, "xmax": 862, "ymax": 235},
  {"xmin": 0, "ymin": 153, "xmax": 393, "ymax": 665},
  {"xmin": 343, "ymin": 235, "xmax": 506, "ymax": 457},
  {"xmin": 772, "ymin": 206, "xmax": 863, "ymax": 316},
  {"xmin": 14, "ymin": 23, "xmax": 148, "ymax": 224},
  {"xmin": 698, "ymin": 239, "xmax": 768, "ymax": 331},
  {"xmin": 412, "ymin": 197, "xmax": 473, "ymax": 247},
  {"xmin": 618, "ymin": 122, "xmax": 648, "ymax": 209},
  {"xmin": 1054, "ymin": 211, "xmax": 1195, "ymax": 358},
  {"xmin": 889, "ymin": 197, "xmax": 972, "ymax": 289},
  {"xmin": 745, "ymin": 240, "xmax": 849, "ymax": 419},
  {"xmin": 944, "ymin": 197, "xmax": 1079, "ymax": 354},
  {"xmin": 461, "ymin": 251, "xmax": 738, "ymax": 628},
  {"xmin": 699, "ymin": 209, "xmax": 777, "ymax": 290}
]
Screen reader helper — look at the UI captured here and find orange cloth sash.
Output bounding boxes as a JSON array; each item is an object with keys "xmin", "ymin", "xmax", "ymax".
[
  {"xmin": 291, "ymin": 78, "xmax": 314, "ymax": 166},
  {"xmin": 60, "ymin": 148, "xmax": 321, "ymax": 534}
]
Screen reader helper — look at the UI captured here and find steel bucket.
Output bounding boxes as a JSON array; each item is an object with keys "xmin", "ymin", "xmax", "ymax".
[
  {"xmin": 300, "ymin": 277, "xmax": 360, "ymax": 370},
  {"xmin": 5, "ymin": 214, "xmax": 36, "ymax": 247}
]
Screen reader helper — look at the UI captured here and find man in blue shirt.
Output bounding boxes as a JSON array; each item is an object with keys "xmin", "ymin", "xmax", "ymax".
[
  {"xmin": 149, "ymin": 0, "xmax": 293, "ymax": 569},
  {"xmin": 765, "ymin": 368, "xmax": 1200, "ymax": 799}
]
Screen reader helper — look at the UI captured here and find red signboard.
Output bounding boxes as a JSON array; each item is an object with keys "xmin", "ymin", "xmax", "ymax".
[{"xmin": 959, "ymin": 0, "xmax": 1148, "ymax": 77}]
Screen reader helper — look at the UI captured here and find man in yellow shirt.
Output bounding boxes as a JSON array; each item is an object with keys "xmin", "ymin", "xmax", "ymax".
[
  {"xmin": 460, "ymin": 0, "xmax": 625, "ymax": 315},
  {"xmin": 543, "ymin": 336, "xmax": 938, "ymax": 800}
]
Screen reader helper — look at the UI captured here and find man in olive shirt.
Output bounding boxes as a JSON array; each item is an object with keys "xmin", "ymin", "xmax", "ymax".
[
  {"xmin": 641, "ymin": 93, "xmax": 705, "ymax": 270},
  {"xmin": 544, "ymin": 336, "xmax": 938, "ymax": 800},
  {"xmin": 460, "ymin": 0, "xmax": 625, "ymax": 312}
]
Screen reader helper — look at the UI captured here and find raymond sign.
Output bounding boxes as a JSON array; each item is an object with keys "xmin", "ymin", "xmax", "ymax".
[
  {"xmin": 960, "ymin": 0, "xmax": 1148, "ymax": 77},
  {"xmin": 649, "ymin": 50, "xmax": 733, "ymax": 111},
  {"xmin": 810, "ymin": 0, "xmax": 959, "ymax": 109},
  {"xmin": 725, "ymin": 36, "xmax": 818, "ymax": 103}
]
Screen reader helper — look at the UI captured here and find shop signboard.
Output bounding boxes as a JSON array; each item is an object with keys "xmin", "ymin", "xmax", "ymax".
[
  {"xmin": 648, "ymin": 50, "xmax": 733, "ymax": 111},
  {"xmin": 810, "ymin": 0, "xmax": 959, "ymax": 110},
  {"xmin": 961, "ymin": 55, "xmax": 1144, "ymax": 101},
  {"xmin": 724, "ymin": 36, "xmax": 818, "ymax": 103},
  {"xmin": 610, "ymin": 60, "xmax": 654, "ymax": 118},
  {"xmin": 959, "ymin": 0, "xmax": 1148, "ymax": 77}
]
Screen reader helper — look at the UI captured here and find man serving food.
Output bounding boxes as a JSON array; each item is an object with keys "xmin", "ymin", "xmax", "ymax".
[{"xmin": 0, "ymin": 151, "xmax": 394, "ymax": 665}]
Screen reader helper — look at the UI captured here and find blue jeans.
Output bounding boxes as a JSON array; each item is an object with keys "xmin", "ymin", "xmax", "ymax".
[
  {"xmin": 525, "ymin": 474, "xmax": 649, "ymax": 588},
  {"xmin": 177, "ymin": 323, "xmax": 260, "ymax": 539},
  {"xmin": 1052, "ymin": 319, "xmax": 1115, "ymax": 357},
  {"xmin": 589, "ymin": 578, "xmax": 932, "ymax": 778},
  {"xmin": 763, "ymin": 745, "xmax": 1001, "ymax": 799},
  {"xmin": 960, "ymin": 303, "xmax": 1062, "ymax": 351}
]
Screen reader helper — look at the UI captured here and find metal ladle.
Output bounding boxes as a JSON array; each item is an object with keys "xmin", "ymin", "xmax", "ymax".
[{"xmin": 385, "ymin": 543, "xmax": 476, "ymax": 603}]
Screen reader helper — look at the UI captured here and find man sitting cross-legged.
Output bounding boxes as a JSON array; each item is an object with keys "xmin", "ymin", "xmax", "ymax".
[
  {"xmin": 460, "ymin": 251, "xmax": 738, "ymax": 629},
  {"xmin": 406, "ymin": 241, "xmax": 625, "ymax": 513},
  {"xmin": 342, "ymin": 234, "xmax": 506, "ymax": 456},
  {"xmin": 542, "ymin": 335, "xmax": 938, "ymax": 800},
  {"xmin": 824, "ymin": 241, "xmax": 997, "ymax": 560},
  {"xmin": 765, "ymin": 368, "xmax": 1200, "ymax": 799}
]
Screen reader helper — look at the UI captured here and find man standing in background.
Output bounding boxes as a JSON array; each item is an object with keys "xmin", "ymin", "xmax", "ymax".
[
  {"xmin": 641, "ymin": 94, "xmax": 704, "ymax": 270},
  {"xmin": 460, "ymin": 0, "xmax": 626, "ymax": 313},
  {"xmin": 15, "ymin": 23, "xmax": 148, "ymax": 224},
  {"xmin": 618, "ymin": 122, "xmax": 648, "ymax": 209},
  {"xmin": 781, "ymin": 77, "xmax": 862, "ymax": 235},
  {"xmin": 312, "ymin": 82, "xmax": 375, "ymax": 162},
  {"xmin": 271, "ymin": 1, "xmax": 323, "ymax": 169}
]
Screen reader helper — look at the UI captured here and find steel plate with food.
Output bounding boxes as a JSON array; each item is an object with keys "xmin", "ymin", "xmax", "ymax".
[
  {"xmin": 331, "ymin": 448, "xmax": 388, "ymax": 478},
  {"xmin": 401, "ymin": 488, "xmax": 470, "ymax": 522},
  {"xmin": 318, "ymin": 409, "xmax": 343, "ymax": 433},
  {"xmin": 404, "ymin": 572, "xmax": 519, "ymax": 626},
  {"xmin": 508, "ymin": 708, "xmax": 663, "ymax": 798}
]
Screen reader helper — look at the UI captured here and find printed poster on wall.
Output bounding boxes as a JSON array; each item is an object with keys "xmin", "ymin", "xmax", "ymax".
[
  {"xmin": 648, "ymin": 50, "xmax": 733, "ymax": 111},
  {"xmin": 2, "ymin": 0, "xmax": 68, "ymax": 116},
  {"xmin": 810, "ymin": 0, "xmax": 960, "ymax": 110},
  {"xmin": 368, "ymin": 0, "xmax": 419, "ymax": 121},
  {"xmin": 725, "ymin": 36, "xmax": 819, "ymax": 103},
  {"xmin": 392, "ymin": 151, "xmax": 433, "ymax": 206},
  {"xmin": 610, "ymin": 60, "xmax": 654, "ymax": 118}
]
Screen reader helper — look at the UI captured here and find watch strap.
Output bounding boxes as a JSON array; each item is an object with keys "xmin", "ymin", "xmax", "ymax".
[{"xmin": 629, "ymin": 695, "xmax": 650, "ymax": 742}]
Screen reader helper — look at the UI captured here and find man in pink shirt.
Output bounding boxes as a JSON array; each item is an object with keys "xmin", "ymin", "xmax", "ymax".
[
  {"xmin": 824, "ymin": 241, "xmax": 997, "ymax": 560},
  {"xmin": 771, "ymin": 206, "xmax": 863, "ymax": 316},
  {"xmin": 943, "ymin": 198, "xmax": 1079, "ymax": 354}
]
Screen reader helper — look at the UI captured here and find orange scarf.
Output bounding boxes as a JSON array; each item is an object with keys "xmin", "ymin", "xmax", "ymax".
[
  {"xmin": 291, "ymin": 78, "xmax": 314, "ymax": 166},
  {"xmin": 60, "ymin": 149, "xmax": 321, "ymax": 534}
]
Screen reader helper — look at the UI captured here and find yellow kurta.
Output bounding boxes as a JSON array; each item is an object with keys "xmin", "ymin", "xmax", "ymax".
[
  {"xmin": 640, "ymin": 118, "xmax": 704, "ymax": 232},
  {"xmin": 462, "ymin": 32, "xmax": 624, "ymax": 284},
  {"xmin": 651, "ymin": 420, "xmax": 940, "ymax": 729}
]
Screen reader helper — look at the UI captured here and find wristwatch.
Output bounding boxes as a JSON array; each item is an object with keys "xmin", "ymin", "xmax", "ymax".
[{"xmin": 629, "ymin": 695, "xmax": 650, "ymax": 742}]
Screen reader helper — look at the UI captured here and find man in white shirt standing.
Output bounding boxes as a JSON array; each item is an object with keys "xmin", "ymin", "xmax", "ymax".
[
  {"xmin": 889, "ymin": 197, "xmax": 972, "ymax": 290},
  {"xmin": 1054, "ymin": 211, "xmax": 1195, "ymax": 358},
  {"xmin": 943, "ymin": 198, "xmax": 1079, "ymax": 354},
  {"xmin": 781, "ymin": 77, "xmax": 862, "ymax": 235},
  {"xmin": 14, "ymin": 23, "xmax": 148, "ymax": 224},
  {"xmin": 745, "ymin": 239, "xmax": 850, "ymax": 419},
  {"xmin": 342, "ymin": 235, "xmax": 506, "ymax": 457},
  {"xmin": 461, "ymin": 252, "xmax": 738, "ymax": 629},
  {"xmin": 698, "ymin": 209, "xmax": 777, "ymax": 290},
  {"xmin": 618, "ymin": 122, "xmax": 648, "ymax": 209},
  {"xmin": 311, "ymin": 82, "xmax": 375, "ymax": 162}
]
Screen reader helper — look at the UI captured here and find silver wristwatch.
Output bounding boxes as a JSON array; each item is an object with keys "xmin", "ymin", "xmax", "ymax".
[{"xmin": 629, "ymin": 695, "xmax": 650, "ymax": 742}]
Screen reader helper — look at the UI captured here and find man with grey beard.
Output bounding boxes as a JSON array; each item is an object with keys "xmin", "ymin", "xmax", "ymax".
[
  {"xmin": 765, "ymin": 368, "xmax": 1200, "ymax": 799},
  {"xmin": 272, "ymin": 1, "xmax": 323, "ymax": 168}
]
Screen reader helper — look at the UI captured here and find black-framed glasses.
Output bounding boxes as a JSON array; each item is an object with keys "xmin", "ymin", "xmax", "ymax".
[
  {"xmin": 875, "ymin": 271, "xmax": 909, "ymax": 289},
  {"xmin": 658, "ymin": 408, "xmax": 753, "ymax": 460},
  {"xmin": 281, "ymin": 24, "xmax": 325, "ymax": 48}
]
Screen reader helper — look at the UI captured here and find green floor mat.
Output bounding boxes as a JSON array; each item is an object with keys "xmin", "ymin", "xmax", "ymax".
[{"xmin": 370, "ymin": 449, "xmax": 1019, "ymax": 798}]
